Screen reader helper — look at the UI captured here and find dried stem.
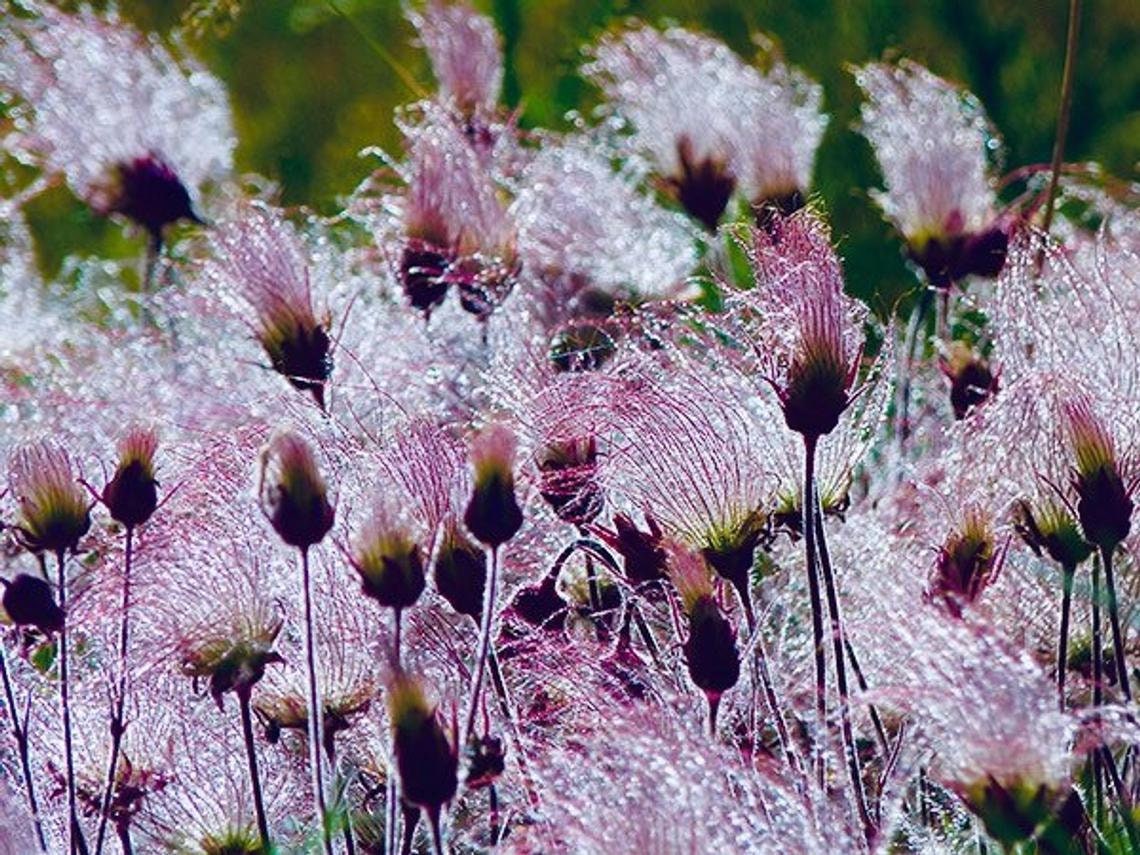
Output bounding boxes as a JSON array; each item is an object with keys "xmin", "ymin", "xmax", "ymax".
[
  {"xmin": 300, "ymin": 547, "xmax": 334, "ymax": 855},
  {"xmin": 0, "ymin": 644, "xmax": 47, "ymax": 853},
  {"xmin": 814, "ymin": 488, "xmax": 875, "ymax": 845},
  {"xmin": 802, "ymin": 435, "xmax": 828, "ymax": 789},
  {"xmin": 464, "ymin": 546, "xmax": 499, "ymax": 743},
  {"xmin": 1057, "ymin": 561, "xmax": 1076, "ymax": 710},
  {"xmin": 1041, "ymin": 0, "xmax": 1082, "ymax": 236},
  {"xmin": 238, "ymin": 688, "xmax": 272, "ymax": 853},
  {"xmin": 57, "ymin": 550, "xmax": 87, "ymax": 855},
  {"xmin": 95, "ymin": 526, "xmax": 135, "ymax": 855}
]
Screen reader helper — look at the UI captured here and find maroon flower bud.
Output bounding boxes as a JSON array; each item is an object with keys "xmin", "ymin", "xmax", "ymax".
[
  {"xmin": 1, "ymin": 573, "xmax": 64, "ymax": 635},
  {"xmin": 258, "ymin": 431, "xmax": 335, "ymax": 550},
  {"xmin": 509, "ymin": 565, "xmax": 566, "ymax": 630},
  {"xmin": 1064, "ymin": 398, "xmax": 1135, "ymax": 551},
  {"xmin": 928, "ymin": 509, "xmax": 997, "ymax": 617},
  {"xmin": 387, "ymin": 674, "xmax": 458, "ymax": 812},
  {"xmin": 433, "ymin": 523, "xmax": 486, "ymax": 620},
  {"xmin": 8, "ymin": 443, "xmax": 91, "ymax": 556},
  {"xmin": 537, "ymin": 436, "xmax": 604, "ymax": 527},
  {"xmin": 701, "ymin": 510, "xmax": 766, "ymax": 594},
  {"xmin": 111, "ymin": 154, "xmax": 202, "ymax": 245},
  {"xmin": 462, "ymin": 733, "xmax": 506, "ymax": 790},
  {"xmin": 667, "ymin": 136, "xmax": 735, "ymax": 232},
  {"xmin": 683, "ymin": 595, "xmax": 741, "ymax": 703},
  {"xmin": 1013, "ymin": 499, "xmax": 1092, "ymax": 569},
  {"xmin": 400, "ymin": 240, "xmax": 452, "ymax": 319},
  {"xmin": 102, "ymin": 427, "xmax": 159, "ymax": 529},
  {"xmin": 463, "ymin": 424, "xmax": 523, "ymax": 548},
  {"xmin": 753, "ymin": 189, "xmax": 805, "ymax": 234},
  {"xmin": 939, "ymin": 342, "xmax": 999, "ymax": 420},
  {"xmin": 592, "ymin": 514, "xmax": 668, "ymax": 586},
  {"xmin": 349, "ymin": 507, "xmax": 425, "ymax": 611}
]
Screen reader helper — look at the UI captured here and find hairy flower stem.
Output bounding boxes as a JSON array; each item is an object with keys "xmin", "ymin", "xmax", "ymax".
[
  {"xmin": 1057, "ymin": 562, "xmax": 1076, "ymax": 710},
  {"xmin": 0, "ymin": 645, "xmax": 47, "ymax": 853},
  {"xmin": 57, "ymin": 551, "xmax": 87, "ymax": 855},
  {"xmin": 753, "ymin": 631, "xmax": 802, "ymax": 782},
  {"xmin": 464, "ymin": 546, "xmax": 499, "ymax": 744},
  {"xmin": 802, "ymin": 436, "xmax": 828, "ymax": 789},
  {"xmin": 300, "ymin": 547, "xmax": 334, "ymax": 855},
  {"xmin": 1101, "ymin": 546, "xmax": 1132, "ymax": 703},
  {"xmin": 486, "ymin": 646, "xmax": 541, "ymax": 811},
  {"xmin": 1092, "ymin": 555, "xmax": 1104, "ymax": 826},
  {"xmin": 114, "ymin": 824, "xmax": 133, "ymax": 855},
  {"xmin": 94, "ymin": 526, "xmax": 135, "ymax": 855},
  {"xmin": 386, "ymin": 608, "xmax": 404, "ymax": 855},
  {"xmin": 426, "ymin": 804, "xmax": 445, "ymax": 855},
  {"xmin": 814, "ymin": 487, "xmax": 875, "ymax": 844},
  {"xmin": 237, "ymin": 687, "xmax": 272, "ymax": 853},
  {"xmin": 844, "ymin": 639, "xmax": 890, "ymax": 758},
  {"xmin": 1041, "ymin": 0, "xmax": 1082, "ymax": 237}
]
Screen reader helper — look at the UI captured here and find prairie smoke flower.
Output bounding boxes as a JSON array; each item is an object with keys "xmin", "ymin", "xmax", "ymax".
[
  {"xmin": 464, "ymin": 423, "xmax": 523, "ymax": 549},
  {"xmin": 257, "ymin": 430, "xmax": 335, "ymax": 551},
  {"xmin": 8, "ymin": 442, "xmax": 91, "ymax": 556},
  {"xmin": 667, "ymin": 543, "xmax": 739, "ymax": 730},
  {"xmin": 584, "ymin": 24, "xmax": 825, "ymax": 231},
  {"xmin": 730, "ymin": 210, "xmax": 866, "ymax": 440},
  {"xmin": 433, "ymin": 520, "xmax": 487, "ymax": 620},
  {"xmin": 386, "ymin": 672, "xmax": 458, "ymax": 845},
  {"xmin": 1, "ymin": 572, "xmax": 63, "ymax": 635},
  {"xmin": 939, "ymin": 340, "xmax": 999, "ymax": 420},
  {"xmin": 212, "ymin": 208, "xmax": 333, "ymax": 410},
  {"xmin": 349, "ymin": 502, "xmax": 426, "ymax": 611},
  {"xmin": 397, "ymin": 105, "xmax": 519, "ymax": 321},
  {"xmin": 0, "ymin": 4, "xmax": 232, "ymax": 245},
  {"xmin": 511, "ymin": 140, "xmax": 697, "ymax": 308},
  {"xmin": 407, "ymin": 0, "xmax": 502, "ymax": 121},
  {"xmin": 1013, "ymin": 496, "xmax": 1092, "ymax": 571},
  {"xmin": 928, "ymin": 505, "xmax": 1000, "ymax": 617},
  {"xmin": 101, "ymin": 426, "xmax": 159, "ymax": 529},
  {"xmin": 1061, "ymin": 395, "xmax": 1135, "ymax": 552},
  {"xmin": 855, "ymin": 60, "xmax": 1008, "ymax": 288}
]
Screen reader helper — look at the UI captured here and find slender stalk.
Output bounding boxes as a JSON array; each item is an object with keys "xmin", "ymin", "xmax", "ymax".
[
  {"xmin": 802, "ymin": 435, "xmax": 828, "ymax": 789},
  {"xmin": 95, "ymin": 526, "xmax": 135, "ymax": 855},
  {"xmin": 1101, "ymin": 546, "xmax": 1132, "ymax": 703},
  {"xmin": 486, "ymin": 645, "xmax": 541, "ymax": 812},
  {"xmin": 57, "ymin": 551, "xmax": 86, "ymax": 855},
  {"xmin": 399, "ymin": 800, "xmax": 420, "ymax": 855},
  {"xmin": 426, "ymin": 805, "xmax": 444, "ymax": 855},
  {"xmin": 1040, "ymin": 0, "xmax": 1082, "ymax": 237},
  {"xmin": 393, "ymin": 607, "xmax": 403, "ymax": 669},
  {"xmin": 814, "ymin": 492, "xmax": 875, "ymax": 844},
  {"xmin": 386, "ymin": 607, "xmax": 405, "ymax": 855},
  {"xmin": 489, "ymin": 784, "xmax": 501, "ymax": 845},
  {"xmin": 844, "ymin": 639, "xmax": 890, "ymax": 758},
  {"xmin": 326, "ymin": 741, "xmax": 357, "ymax": 855},
  {"xmin": 753, "ymin": 631, "xmax": 802, "ymax": 781},
  {"xmin": 0, "ymin": 645, "xmax": 47, "ymax": 853},
  {"xmin": 1057, "ymin": 562, "xmax": 1076, "ymax": 710},
  {"xmin": 464, "ymin": 546, "xmax": 499, "ymax": 743},
  {"xmin": 1092, "ymin": 554, "xmax": 1104, "ymax": 826},
  {"xmin": 299, "ymin": 548, "xmax": 334, "ymax": 855},
  {"xmin": 238, "ymin": 689, "xmax": 271, "ymax": 852},
  {"xmin": 114, "ymin": 825, "xmax": 133, "ymax": 855},
  {"xmin": 896, "ymin": 289, "xmax": 933, "ymax": 456}
]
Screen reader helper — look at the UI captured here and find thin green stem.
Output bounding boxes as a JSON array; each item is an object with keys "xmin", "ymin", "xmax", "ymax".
[
  {"xmin": 238, "ymin": 689, "xmax": 271, "ymax": 853},
  {"xmin": 0, "ymin": 645, "xmax": 47, "ymax": 853},
  {"xmin": 300, "ymin": 548, "xmax": 334, "ymax": 855},
  {"xmin": 1101, "ymin": 546, "xmax": 1131, "ymax": 703},
  {"xmin": 95, "ymin": 526, "xmax": 134, "ymax": 855},
  {"xmin": 464, "ymin": 546, "xmax": 499, "ymax": 744},
  {"xmin": 814, "ymin": 486, "xmax": 875, "ymax": 844},
  {"xmin": 1092, "ymin": 554, "xmax": 1104, "ymax": 827},
  {"xmin": 1041, "ymin": 0, "xmax": 1082, "ymax": 236},
  {"xmin": 802, "ymin": 436, "xmax": 828, "ymax": 790},
  {"xmin": 1057, "ymin": 562, "xmax": 1076, "ymax": 710}
]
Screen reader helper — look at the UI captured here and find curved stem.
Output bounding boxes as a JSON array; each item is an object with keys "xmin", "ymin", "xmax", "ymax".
[
  {"xmin": 1102, "ymin": 545, "xmax": 1131, "ymax": 703},
  {"xmin": 752, "ymin": 631, "xmax": 802, "ymax": 781},
  {"xmin": 57, "ymin": 551, "xmax": 86, "ymax": 855},
  {"xmin": 0, "ymin": 646, "xmax": 47, "ymax": 853},
  {"xmin": 464, "ymin": 546, "xmax": 499, "ymax": 744},
  {"xmin": 238, "ymin": 689, "xmax": 271, "ymax": 853},
  {"xmin": 814, "ymin": 491, "xmax": 875, "ymax": 844},
  {"xmin": 95, "ymin": 526, "xmax": 135, "ymax": 855},
  {"xmin": 1057, "ymin": 562, "xmax": 1076, "ymax": 710},
  {"xmin": 1092, "ymin": 554, "xmax": 1104, "ymax": 826},
  {"xmin": 486, "ymin": 645, "xmax": 541, "ymax": 812},
  {"xmin": 300, "ymin": 548, "xmax": 334, "ymax": 855},
  {"xmin": 1041, "ymin": 0, "xmax": 1082, "ymax": 236},
  {"xmin": 802, "ymin": 436, "xmax": 827, "ymax": 789},
  {"xmin": 844, "ymin": 639, "xmax": 890, "ymax": 759}
]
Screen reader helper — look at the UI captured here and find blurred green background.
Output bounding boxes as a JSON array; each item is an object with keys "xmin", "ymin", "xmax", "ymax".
[{"xmin": 22, "ymin": 0, "xmax": 1140, "ymax": 315}]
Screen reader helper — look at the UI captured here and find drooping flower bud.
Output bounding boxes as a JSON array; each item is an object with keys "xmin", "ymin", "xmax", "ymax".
[
  {"xmin": 110, "ymin": 154, "xmax": 202, "ymax": 246},
  {"xmin": 433, "ymin": 521, "xmax": 487, "ymax": 620},
  {"xmin": 349, "ymin": 505, "xmax": 425, "ymax": 611},
  {"xmin": 508, "ymin": 563, "xmax": 566, "ymax": 630},
  {"xmin": 8, "ymin": 442, "xmax": 91, "ymax": 556},
  {"xmin": 928, "ymin": 508, "xmax": 997, "ymax": 617},
  {"xmin": 701, "ymin": 510, "xmax": 767, "ymax": 598},
  {"xmin": 939, "ymin": 341, "xmax": 999, "ymax": 420},
  {"xmin": 102, "ymin": 426, "xmax": 159, "ymax": 529},
  {"xmin": 400, "ymin": 239, "xmax": 453, "ymax": 319},
  {"xmin": 1013, "ymin": 499, "xmax": 1092, "ymax": 570},
  {"xmin": 536, "ymin": 436, "xmax": 604, "ymax": 527},
  {"xmin": 668, "ymin": 137, "xmax": 736, "ymax": 232},
  {"xmin": 592, "ymin": 513, "xmax": 668, "ymax": 587},
  {"xmin": 464, "ymin": 424, "xmax": 523, "ymax": 548},
  {"xmin": 1, "ymin": 573, "xmax": 64, "ymax": 635},
  {"xmin": 668, "ymin": 544, "xmax": 739, "ymax": 728},
  {"xmin": 258, "ymin": 431, "xmax": 335, "ymax": 550},
  {"xmin": 1063, "ymin": 398, "xmax": 1134, "ymax": 551},
  {"xmin": 387, "ymin": 673, "xmax": 458, "ymax": 814},
  {"xmin": 180, "ymin": 612, "xmax": 285, "ymax": 710}
]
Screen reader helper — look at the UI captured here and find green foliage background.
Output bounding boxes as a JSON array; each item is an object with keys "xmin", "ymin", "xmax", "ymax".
[{"xmin": 25, "ymin": 0, "xmax": 1140, "ymax": 315}]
